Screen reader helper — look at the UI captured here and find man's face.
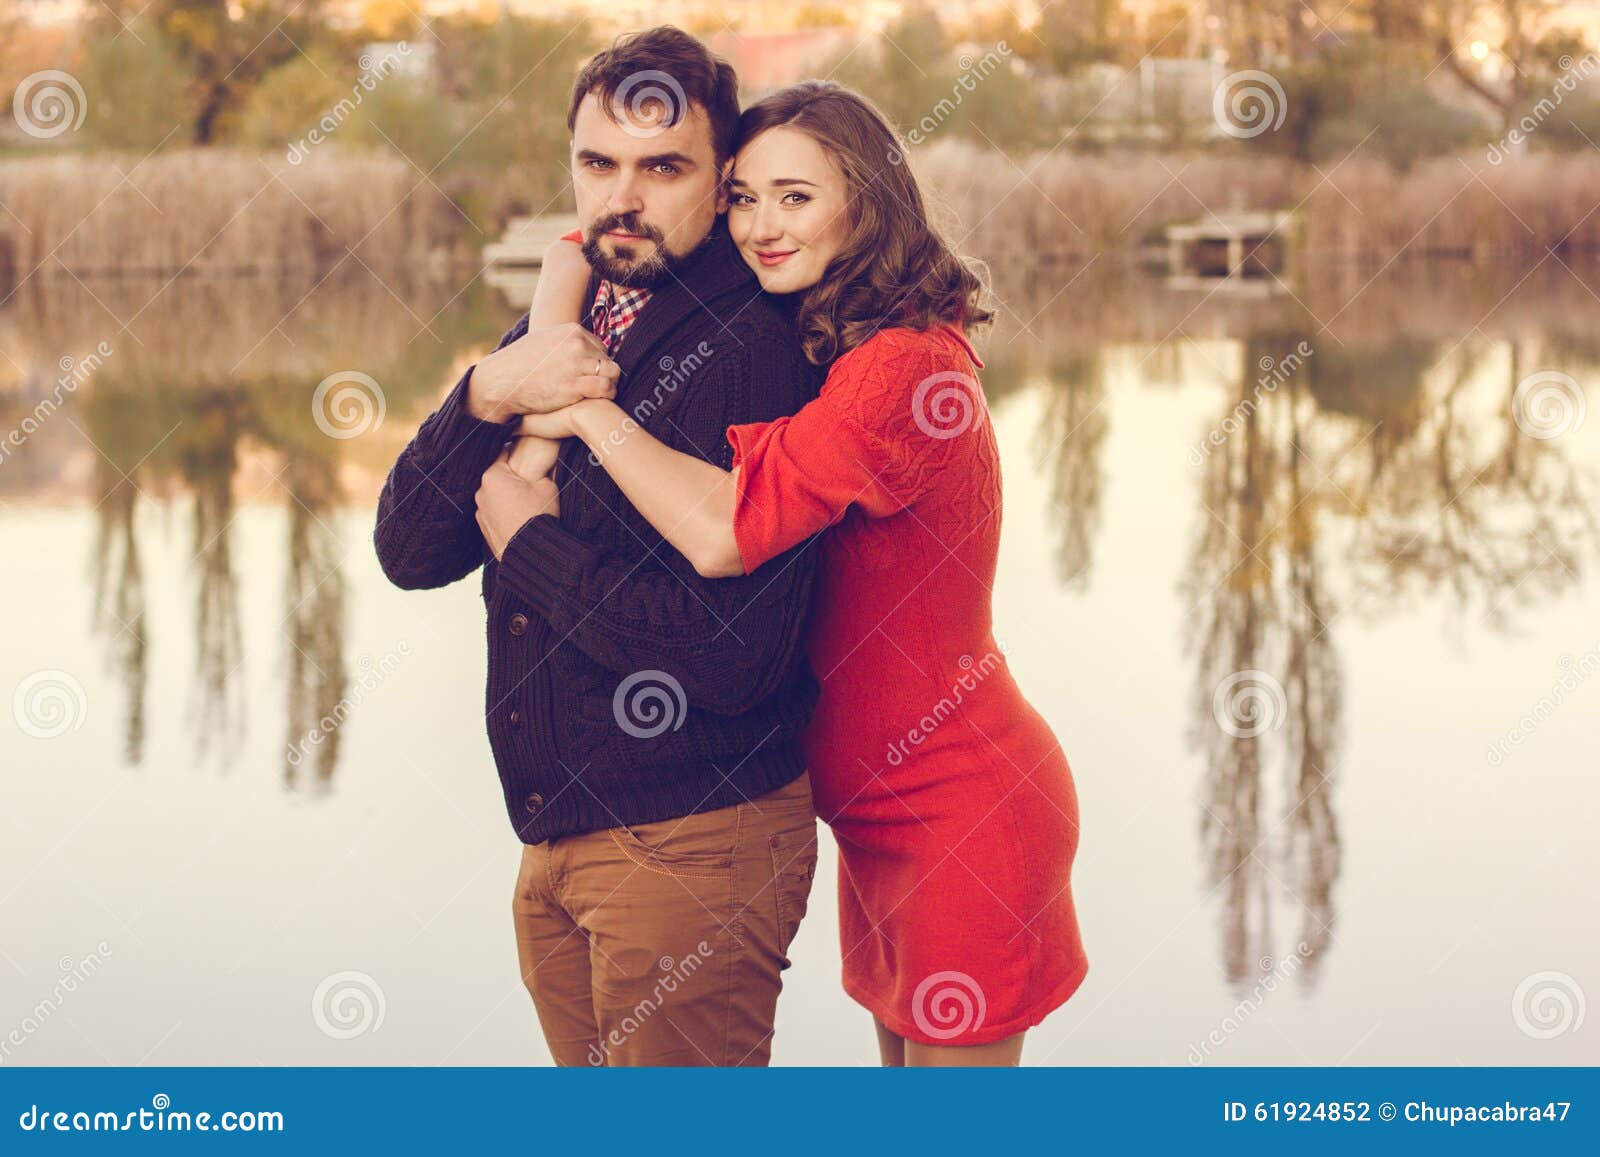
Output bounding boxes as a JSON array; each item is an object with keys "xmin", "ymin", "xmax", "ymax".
[{"xmin": 570, "ymin": 90, "xmax": 730, "ymax": 289}]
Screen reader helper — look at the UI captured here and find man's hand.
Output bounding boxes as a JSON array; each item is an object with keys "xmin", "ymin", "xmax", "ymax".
[
  {"xmin": 475, "ymin": 458, "xmax": 559, "ymax": 560},
  {"xmin": 468, "ymin": 322, "xmax": 620, "ymax": 421}
]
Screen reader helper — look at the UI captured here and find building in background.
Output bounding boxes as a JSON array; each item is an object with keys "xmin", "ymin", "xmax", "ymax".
[
  {"xmin": 8, "ymin": 0, "xmax": 85, "ymax": 25},
  {"xmin": 705, "ymin": 27, "xmax": 861, "ymax": 94}
]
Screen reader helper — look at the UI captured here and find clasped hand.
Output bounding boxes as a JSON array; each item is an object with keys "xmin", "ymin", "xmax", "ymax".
[{"xmin": 475, "ymin": 437, "xmax": 561, "ymax": 560}]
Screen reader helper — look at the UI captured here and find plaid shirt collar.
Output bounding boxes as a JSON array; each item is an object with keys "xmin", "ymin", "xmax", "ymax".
[{"xmin": 588, "ymin": 279, "xmax": 653, "ymax": 357}]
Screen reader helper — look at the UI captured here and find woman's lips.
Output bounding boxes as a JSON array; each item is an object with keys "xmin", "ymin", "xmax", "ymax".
[{"xmin": 755, "ymin": 249, "xmax": 796, "ymax": 267}]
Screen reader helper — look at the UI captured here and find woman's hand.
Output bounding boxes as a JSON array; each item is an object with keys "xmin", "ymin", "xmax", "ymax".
[
  {"xmin": 517, "ymin": 400, "xmax": 601, "ymax": 441},
  {"xmin": 504, "ymin": 433, "xmax": 560, "ymax": 483},
  {"xmin": 529, "ymin": 237, "xmax": 592, "ymax": 331},
  {"xmin": 541, "ymin": 235, "xmax": 590, "ymax": 279}
]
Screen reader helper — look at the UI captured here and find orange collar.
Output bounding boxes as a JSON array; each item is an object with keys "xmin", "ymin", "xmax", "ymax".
[{"xmin": 939, "ymin": 324, "xmax": 986, "ymax": 370}]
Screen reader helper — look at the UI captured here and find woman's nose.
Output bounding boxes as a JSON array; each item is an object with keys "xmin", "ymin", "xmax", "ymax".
[{"xmin": 750, "ymin": 204, "xmax": 782, "ymax": 243}]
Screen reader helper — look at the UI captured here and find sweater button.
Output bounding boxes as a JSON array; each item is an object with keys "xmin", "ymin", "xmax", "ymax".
[
  {"xmin": 524, "ymin": 792, "xmax": 544, "ymax": 815},
  {"xmin": 509, "ymin": 709, "xmax": 523, "ymax": 728},
  {"xmin": 509, "ymin": 613, "xmax": 529, "ymax": 636}
]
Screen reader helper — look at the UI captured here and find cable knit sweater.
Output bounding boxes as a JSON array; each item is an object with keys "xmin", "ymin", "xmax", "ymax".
[{"xmin": 373, "ymin": 220, "xmax": 824, "ymax": 842}]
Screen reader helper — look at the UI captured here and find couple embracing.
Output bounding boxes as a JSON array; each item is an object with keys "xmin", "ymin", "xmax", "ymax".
[{"xmin": 374, "ymin": 25, "xmax": 1086, "ymax": 1067}]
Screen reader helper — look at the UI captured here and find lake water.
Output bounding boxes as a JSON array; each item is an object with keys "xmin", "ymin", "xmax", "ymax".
[{"xmin": 2, "ymin": 260, "xmax": 1597, "ymax": 1066}]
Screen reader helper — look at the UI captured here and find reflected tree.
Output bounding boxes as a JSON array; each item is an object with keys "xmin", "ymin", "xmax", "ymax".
[
  {"xmin": 258, "ymin": 382, "xmax": 350, "ymax": 794},
  {"xmin": 1182, "ymin": 330, "xmax": 1345, "ymax": 990},
  {"xmin": 1036, "ymin": 349, "xmax": 1109, "ymax": 589},
  {"xmin": 80, "ymin": 389, "xmax": 169, "ymax": 765},
  {"xmin": 48, "ymin": 268, "xmax": 511, "ymax": 786},
  {"xmin": 1347, "ymin": 336, "xmax": 1599, "ymax": 628},
  {"xmin": 175, "ymin": 394, "xmax": 249, "ymax": 768},
  {"xmin": 91, "ymin": 474, "xmax": 149, "ymax": 765}
]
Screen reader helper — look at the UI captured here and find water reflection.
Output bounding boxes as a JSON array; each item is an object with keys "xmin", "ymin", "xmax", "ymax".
[
  {"xmin": 1183, "ymin": 347, "xmax": 1344, "ymax": 990},
  {"xmin": 1, "ymin": 269, "xmax": 519, "ymax": 786},
  {"xmin": 983, "ymin": 258, "xmax": 1600, "ymax": 992},
  {"xmin": 3, "ymin": 258, "xmax": 1597, "ymax": 1004}
]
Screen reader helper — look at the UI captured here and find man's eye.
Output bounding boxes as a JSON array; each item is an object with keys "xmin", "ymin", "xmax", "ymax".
[
  {"xmin": 653, "ymin": 163, "xmax": 678, "ymax": 175},
  {"xmin": 586, "ymin": 159, "xmax": 612, "ymax": 171}
]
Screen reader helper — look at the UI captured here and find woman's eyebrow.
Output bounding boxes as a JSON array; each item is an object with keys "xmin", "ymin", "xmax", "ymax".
[{"xmin": 728, "ymin": 176, "xmax": 818, "ymax": 188}]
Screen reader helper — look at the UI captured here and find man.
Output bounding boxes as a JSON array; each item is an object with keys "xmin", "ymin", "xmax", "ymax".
[{"xmin": 373, "ymin": 26, "xmax": 824, "ymax": 1066}]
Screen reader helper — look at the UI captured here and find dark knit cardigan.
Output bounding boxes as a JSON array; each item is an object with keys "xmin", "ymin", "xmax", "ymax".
[{"xmin": 373, "ymin": 220, "xmax": 823, "ymax": 842}]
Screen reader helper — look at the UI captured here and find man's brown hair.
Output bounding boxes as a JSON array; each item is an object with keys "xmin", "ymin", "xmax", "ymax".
[{"xmin": 567, "ymin": 26, "xmax": 740, "ymax": 162}]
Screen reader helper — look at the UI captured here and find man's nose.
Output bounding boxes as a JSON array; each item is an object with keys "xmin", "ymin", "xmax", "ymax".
[{"xmin": 607, "ymin": 170, "xmax": 646, "ymax": 216}]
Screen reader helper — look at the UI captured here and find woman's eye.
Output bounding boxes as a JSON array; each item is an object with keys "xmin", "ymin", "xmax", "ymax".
[
  {"xmin": 782, "ymin": 192, "xmax": 810, "ymax": 206},
  {"xmin": 729, "ymin": 193, "xmax": 752, "ymax": 207}
]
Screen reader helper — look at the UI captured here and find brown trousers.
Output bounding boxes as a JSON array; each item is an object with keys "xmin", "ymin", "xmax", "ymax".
[{"xmin": 512, "ymin": 771, "xmax": 819, "ymax": 1066}]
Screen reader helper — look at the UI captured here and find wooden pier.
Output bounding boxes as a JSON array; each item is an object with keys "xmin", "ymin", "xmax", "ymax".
[
  {"xmin": 1164, "ymin": 210, "xmax": 1294, "ymax": 283},
  {"xmin": 483, "ymin": 213, "xmax": 581, "ymax": 268}
]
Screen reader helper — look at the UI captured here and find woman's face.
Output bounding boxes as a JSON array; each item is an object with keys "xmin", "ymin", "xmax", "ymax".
[{"xmin": 727, "ymin": 126, "xmax": 851, "ymax": 294}]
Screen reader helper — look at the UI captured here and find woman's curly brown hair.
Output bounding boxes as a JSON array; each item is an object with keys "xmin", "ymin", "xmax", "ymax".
[{"xmin": 735, "ymin": 81, "xmax": 992, "ymax": 366}]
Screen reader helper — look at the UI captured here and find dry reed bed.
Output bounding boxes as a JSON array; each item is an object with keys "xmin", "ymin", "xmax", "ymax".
[
  {"xmin": 916, "ymin": 142, "xmax": 1600, "ymax": 265},
  {"xmin": 3, "ymin": 145, "xmax": 1599, "ymax": 284},
  {"xmin": 0, "ymin": 149, "xmax": 470, "ymax": 278}
]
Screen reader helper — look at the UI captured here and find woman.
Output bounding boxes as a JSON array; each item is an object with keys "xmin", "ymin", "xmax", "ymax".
[{"xmin": 513, "ymin": 81, "xmax": 1086, "ymax": 1066}]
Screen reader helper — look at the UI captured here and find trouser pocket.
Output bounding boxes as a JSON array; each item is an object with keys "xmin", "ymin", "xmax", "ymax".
[{"xmin": 768, "ymin": 821, "xmax": 819, "ymax": 968}]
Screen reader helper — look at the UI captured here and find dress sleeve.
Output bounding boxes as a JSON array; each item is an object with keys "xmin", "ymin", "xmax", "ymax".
[{"xmin": 724, "ymin": 329, "xmax": 985, "ymax": 572}]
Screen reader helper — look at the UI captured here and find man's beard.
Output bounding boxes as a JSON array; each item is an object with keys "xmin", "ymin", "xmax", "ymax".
[{"xmin": 581, "ymin": 213, "xmax": 695, "ymax": 289}]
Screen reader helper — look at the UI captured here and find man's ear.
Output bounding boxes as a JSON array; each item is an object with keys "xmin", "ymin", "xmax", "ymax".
[{"xmin": 714, "ymin": 157, "xmax": 733, "ymax": 214}]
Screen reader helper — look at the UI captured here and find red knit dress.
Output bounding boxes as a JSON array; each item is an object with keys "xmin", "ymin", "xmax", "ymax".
[{"xmin": 725, "ymin": 324, "xmax": 1088, "ymax": 1046}]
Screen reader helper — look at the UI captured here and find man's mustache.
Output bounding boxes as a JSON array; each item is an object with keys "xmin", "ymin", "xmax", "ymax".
[{"xmin": 590, "ymin": 214, "xmax": 664, "ymax": 245}]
